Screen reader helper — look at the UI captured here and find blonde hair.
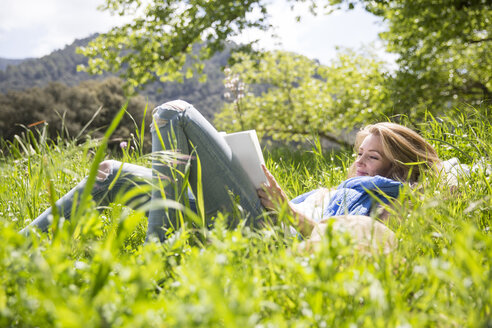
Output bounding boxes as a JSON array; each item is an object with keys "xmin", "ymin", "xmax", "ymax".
[{"xmin": 348, "ymin": 122, "xmax": 441, "ymax": 183}]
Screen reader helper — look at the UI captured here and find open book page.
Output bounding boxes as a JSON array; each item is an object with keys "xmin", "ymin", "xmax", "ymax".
[{"xmin": 222, "ymin": 130, "xmax": 267, "ymax": 188}]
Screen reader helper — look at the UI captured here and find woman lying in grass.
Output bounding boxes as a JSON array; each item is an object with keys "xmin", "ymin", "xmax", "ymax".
[
  {"xmin": 258, "ymin": 121, "xmax": 441, "ymax": 251},
  {"xmin": 21, "ymin": 100, "xmax": 441, "ymax": 249}
]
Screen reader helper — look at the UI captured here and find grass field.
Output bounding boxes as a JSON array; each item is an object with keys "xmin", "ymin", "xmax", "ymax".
[{"xmin": 0, "ymin": 106, "xmax": 490, "ymax": 327}]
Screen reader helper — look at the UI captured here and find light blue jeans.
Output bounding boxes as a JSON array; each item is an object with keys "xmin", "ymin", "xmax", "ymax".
[{"xmin": 21, "ymin": 100, "xmax": 264, "ymax": 241}]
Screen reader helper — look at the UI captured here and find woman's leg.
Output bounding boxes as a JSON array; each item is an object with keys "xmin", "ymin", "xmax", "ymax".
[
  {"xmin": 21, "ymin": 160, "xmax": 153, "ymax": 235},
  {"xmin": 148, "ymin": 100, "xmax": 263, "ymax": 241}
]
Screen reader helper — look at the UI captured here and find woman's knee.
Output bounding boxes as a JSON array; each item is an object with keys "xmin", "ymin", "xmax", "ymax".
[
  {"xmin": 151, "ymin": 100, "xmax": 192, "ymax": 129},
  {"xmin": 161, "ymin": 100, "xmax": 190, "ymax": 112},
  {"xmin": 97, "ymin": 160, "xmax": 116, "ymax": 182}
]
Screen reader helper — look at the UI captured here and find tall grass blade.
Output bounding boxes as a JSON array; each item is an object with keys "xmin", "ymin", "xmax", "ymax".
[{"xmin": 75, "ymin": 102, "xmax": 128, "ymax": 219}]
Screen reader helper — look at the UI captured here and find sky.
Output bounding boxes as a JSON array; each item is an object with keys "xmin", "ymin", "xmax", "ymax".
[{"xmin": 0, "ymin": 0, "xmax": 388, "ymax": 65}]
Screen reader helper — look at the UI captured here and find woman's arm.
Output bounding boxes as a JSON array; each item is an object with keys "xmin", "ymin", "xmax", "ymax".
[
  {"xmin": 257, "ymin": 166, "xmax": 396, "ymax": 252},
  {"xmin": 257, "ymin": 165, "xmax": 316, "ymax": 237}
]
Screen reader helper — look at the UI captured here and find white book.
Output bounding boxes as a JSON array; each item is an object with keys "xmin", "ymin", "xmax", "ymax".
[{"xmin": 221, "ymin": 130, "xmax": 267, "ymax": 188}]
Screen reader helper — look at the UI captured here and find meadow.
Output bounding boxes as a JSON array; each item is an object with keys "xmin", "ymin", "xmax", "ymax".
[{"xmin": 0, "ymin": 105, "xmax": 490, "ymax": 327}]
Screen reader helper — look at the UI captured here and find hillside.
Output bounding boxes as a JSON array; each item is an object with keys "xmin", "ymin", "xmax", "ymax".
[
  {"xmin": 0, "ymin": 58, "xmax": 28, "ymax": 70},
  {"xmin": 0, "ymin": 35, "xmax": 229, "ymax": 120}
]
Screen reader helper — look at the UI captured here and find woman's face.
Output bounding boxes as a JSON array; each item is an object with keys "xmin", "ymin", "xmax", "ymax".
[{"xmin": 354, "ymin": 133, "xmax": 392, "ymax": 177}]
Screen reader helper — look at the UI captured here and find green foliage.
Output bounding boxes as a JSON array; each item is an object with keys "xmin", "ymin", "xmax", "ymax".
[
  {"xmin": 82, "ymin": 0, "xmax": 491, "ymax": 123},
  {"xmin": 0, "ymin": 36, "xmax": 232, "ymax": 123},
  {"xmin": 215, "ymin": 50, "xmax": 389, "ymax": 146},
  {"xmin": 332, "ymin": 0, "xmax": 492, "ymax": 117},
  {"xmin": 0, "ymin": 78, "xmax": 150, "ymax": 151},
  {"xmin": 78, "ymin": 0, "xmax": 272, "ymax": 87},
  {"xmin": 0, "ymin": 105, "xmax": 491, "ymax": 326}
]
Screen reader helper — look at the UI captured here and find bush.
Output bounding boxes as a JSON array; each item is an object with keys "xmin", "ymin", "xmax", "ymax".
[{"xmin": 0, "ymin": 77, "xmax": 152, "ymax": 151}]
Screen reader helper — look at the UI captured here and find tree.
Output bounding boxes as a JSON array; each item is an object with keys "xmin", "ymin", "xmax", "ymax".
[
  {"xmin": 332, "ymin": 0, "xmax": 491, "ymax": 116},
  {"xmin": 214, "ymin": 50, "xmax": 389, "ymax": 146},
  {"xmin": 81, "ymin": 0, "xmax": 491, "ymax": 119},
  {"xmin": 78, "ymin": 0, "xmax": 275, "ymax": 87},
  {"xmin": 0, "ymin": 35, "xmax": 234, "ymax": 122},
  {"xmin": 0, "ymin": 78, "xmax": 150, "ymax": 145}
]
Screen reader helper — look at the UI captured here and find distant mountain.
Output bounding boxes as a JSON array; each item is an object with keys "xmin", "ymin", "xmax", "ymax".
[
  {"xmin": 0, "ymin": 34, "xmax": 230, "ymax": 120},
  {"xmin": 0, "ymin": 36, "xmax": 106, "ymax": 91},
  {"xmin": 0, "ymin": 58, "xmax": 28, "ymax": 70}
]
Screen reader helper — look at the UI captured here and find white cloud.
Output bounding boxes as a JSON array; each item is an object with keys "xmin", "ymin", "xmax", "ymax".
[
  {"xmin": 0, "ymin": 0, "xmax": 391, "ymax": 64},
  {"xmin": 0, "ymin": 0, "xmax": 57, "ymax": 32},
  {"xmin": 232, "ymin": 0, "xmax": 387, "ymax": 64},
  {"xmin": 0, "ymin": 0, "xmax": 131, "ymax": 58}
]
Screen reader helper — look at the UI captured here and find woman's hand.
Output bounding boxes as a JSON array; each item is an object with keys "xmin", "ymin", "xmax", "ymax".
[
  {"xmin": 257, "ymin": 164, "xmax": 289, "ymax": 210},
  {"xmin": 257, "ymin": 164, "xmax": 315, "ymax": 236}
]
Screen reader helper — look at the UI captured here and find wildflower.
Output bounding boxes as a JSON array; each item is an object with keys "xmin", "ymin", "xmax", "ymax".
[{"xmin": 120, "ymin": 141, "xmax": 128, "ymax": 149}]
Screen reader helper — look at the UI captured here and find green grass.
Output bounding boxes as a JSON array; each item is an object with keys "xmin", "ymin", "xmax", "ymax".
[{"xmin": 0, "ymin": 106, "xmax": 490, "ymax": 327}]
